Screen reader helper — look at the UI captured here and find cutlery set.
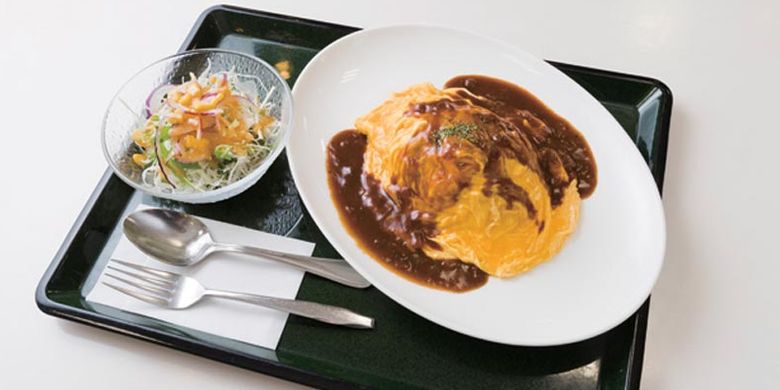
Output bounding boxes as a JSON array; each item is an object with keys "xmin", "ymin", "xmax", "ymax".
[{"xmin": 107, "ymin": 208, "xmax": 374, "ymax": 329}]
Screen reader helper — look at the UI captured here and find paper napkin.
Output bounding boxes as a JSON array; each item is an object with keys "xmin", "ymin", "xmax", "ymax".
[{"xmin": 86, "ymin": 205, "xmax": 314, "ymax": 350}]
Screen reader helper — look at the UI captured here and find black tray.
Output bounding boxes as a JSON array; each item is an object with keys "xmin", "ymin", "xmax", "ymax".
[{"xmin": 36, "ymin": 5, "xmax": 672, "ymax": 389}]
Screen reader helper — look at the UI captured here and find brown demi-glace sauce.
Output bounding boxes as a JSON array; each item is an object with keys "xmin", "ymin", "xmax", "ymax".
[
  {"xmin": 326, "ymin": 75, "xmax": 597, "ymax": 292},
  {"xmin": 446, "ymin": 75, "xmax": 597, "ymax": 205},
  {"xmin": 327, "ymin": 131, "xmax": 489, "ymax": 292}
]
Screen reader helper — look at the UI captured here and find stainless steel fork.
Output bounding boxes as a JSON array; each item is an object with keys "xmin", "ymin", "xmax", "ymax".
[{"xmin": 103, "ymin": 259, "xmax": 374, "ymax": 329}]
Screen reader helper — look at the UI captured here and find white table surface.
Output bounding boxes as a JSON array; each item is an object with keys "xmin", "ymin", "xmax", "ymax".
[{"xmin": 1, "ymin": 1, "xmax": 777, "ymax": 388}]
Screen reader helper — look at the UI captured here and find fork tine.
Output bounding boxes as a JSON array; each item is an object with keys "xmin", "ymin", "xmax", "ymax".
[
  {"xmin": 105, "ymin": 272, "xmax": 171, "ymax": 296},
  {"xmin": 110, "ymin": 259, "xmax": 178, "ymax": 280},
  {"xmin": 102, "ymin": 282, "xmax": 169, "ymax": 306},
  {"xmin": 106, "ymin": 265, "xmax": 174, "ymax": 288}
]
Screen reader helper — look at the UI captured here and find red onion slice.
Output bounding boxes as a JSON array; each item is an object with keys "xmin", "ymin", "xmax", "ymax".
[{"xmin": 144, "ymin": 84, "xmax": 174, "ymax": 118}]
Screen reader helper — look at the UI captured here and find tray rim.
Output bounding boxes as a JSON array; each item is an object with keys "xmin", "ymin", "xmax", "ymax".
[{"xmin": 35, "ymin": 4, "xmax": 673, "ymax": 389}]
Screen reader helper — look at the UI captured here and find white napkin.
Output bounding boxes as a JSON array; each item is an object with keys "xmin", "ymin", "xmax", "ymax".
[{"xmin": 86, "ymin": 206, "xmax": 314, "ymax": 350}]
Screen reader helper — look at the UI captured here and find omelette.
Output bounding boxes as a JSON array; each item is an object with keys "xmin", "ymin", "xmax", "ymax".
[{"xmin": 349, "ymin": 77, "xmax": 597, "ymax": 278}]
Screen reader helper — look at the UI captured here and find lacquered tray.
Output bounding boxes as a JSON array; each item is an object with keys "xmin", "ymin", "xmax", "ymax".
[{"xmin": 36, "ymin": 5, "xmax": 672, "ymax": 389}]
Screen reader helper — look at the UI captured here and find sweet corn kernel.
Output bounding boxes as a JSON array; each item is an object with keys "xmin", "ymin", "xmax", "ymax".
[
  {"xmin": 178, "ymin": 93, "xmax": 193, "ymax": 105},
  {"xmin": 274, "ymin": 60, "xmax": 292, "ymax": 80},
  {"xmin": 132, "ymin": 153, "xmax": 146, "ymax": 166},
  {"xmin": 131, "ymin": 129, "xmax": 151, "ymax": 148},
  {"xmin": 168, "ymin": 111, "xmax": 184, "ymax": 124}
]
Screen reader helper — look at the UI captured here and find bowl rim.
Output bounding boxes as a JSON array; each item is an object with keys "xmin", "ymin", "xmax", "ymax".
[{"xmin": 100, "ymin": 48, "xmax": 293, "ymax": 203}]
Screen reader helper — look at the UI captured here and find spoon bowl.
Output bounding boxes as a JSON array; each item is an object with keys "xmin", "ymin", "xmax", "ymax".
[{"xmin": 124, "ymin": 209, "xmax": 214, "ymax": 266}]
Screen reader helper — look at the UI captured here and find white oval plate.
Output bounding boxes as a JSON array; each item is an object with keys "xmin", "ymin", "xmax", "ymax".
[{"xmin": 288, "ymin": 25, "xmax": 665, "ymax": 346}]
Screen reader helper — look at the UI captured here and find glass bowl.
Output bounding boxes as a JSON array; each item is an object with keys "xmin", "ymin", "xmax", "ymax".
[{"xmin": 101, "ymin": 49, "xmax": 293, "ymax": 203}]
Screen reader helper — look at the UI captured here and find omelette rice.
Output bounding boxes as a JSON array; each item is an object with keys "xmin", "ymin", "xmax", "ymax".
[{"xmin": 327, "ymin": 75, "xmax": 596, "ymax": 289}]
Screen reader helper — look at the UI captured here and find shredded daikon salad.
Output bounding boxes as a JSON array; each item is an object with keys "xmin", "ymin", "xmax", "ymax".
[{"xmin": 129, "ymin": 68, "xmax": 279, "ymax": 192}]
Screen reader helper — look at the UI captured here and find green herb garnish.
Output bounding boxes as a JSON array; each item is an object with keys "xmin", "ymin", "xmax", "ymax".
[{"xmin": 432, "ymin": 123, "xmax": 479, "ymax": 145}]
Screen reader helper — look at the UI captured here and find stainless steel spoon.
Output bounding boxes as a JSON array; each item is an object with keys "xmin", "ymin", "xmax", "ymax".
[{"xmin": 123, "ymin": 208, "xmax": 371, "ymax": 289}]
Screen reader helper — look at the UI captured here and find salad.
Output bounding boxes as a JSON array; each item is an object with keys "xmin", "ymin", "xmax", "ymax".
[{"xmin": 129, "ymin": 70, "xmax": 279, "ymax": 192}]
